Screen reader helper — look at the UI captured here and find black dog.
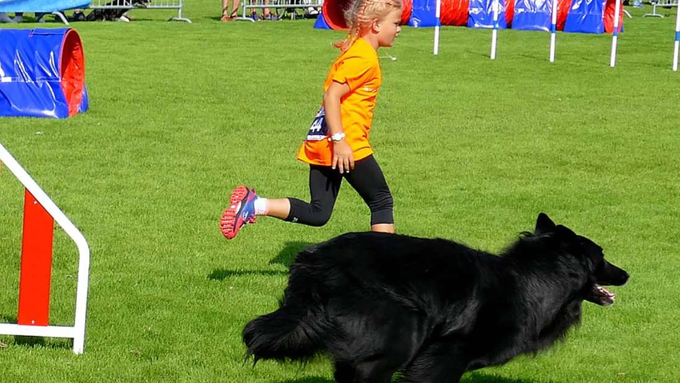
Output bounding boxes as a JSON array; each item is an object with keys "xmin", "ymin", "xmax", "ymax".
[
  {"xmin": 243, "ymin": 213, "xmax": 629, "ymax": 383},
  {"xmin": 85, "ymin": 0, "xmax": 150, "ymax": 21}
]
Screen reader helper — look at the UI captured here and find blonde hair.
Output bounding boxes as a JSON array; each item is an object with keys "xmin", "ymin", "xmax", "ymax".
[{"xmin": 333, "ymin": 0, "xmax": 403, "ymax": 51}]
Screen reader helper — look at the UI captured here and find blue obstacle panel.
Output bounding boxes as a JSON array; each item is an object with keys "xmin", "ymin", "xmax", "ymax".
[
  {"xmin": 564, "ymin": 0, "xmax": 604, "ymax": 34},
  {"xmin": 512, "ymin": 0, "xmax": 551, "ymax": 31},
  {"xmin": 0, "ymin": 0, "xmax": 90, "ymax": 12},
  {"xmin": 313, "ymin": 11, "xmax": 332, "ymax": 29},
  {"xmin": 408, "ymin": 0, "xmax": 439, "ymax": 27},
  {"xmin": 0, "ymin": 29, "xmax": 88, "ymax": 118},
  {"xmin": 469, "ymin": 0, "xmax": 509, "ymax": 29}
]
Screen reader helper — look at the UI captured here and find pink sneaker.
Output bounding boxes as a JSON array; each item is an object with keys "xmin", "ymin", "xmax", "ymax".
[{"xmin": 221, "ymin": 186, "xmax": 258, "ymax": 239}]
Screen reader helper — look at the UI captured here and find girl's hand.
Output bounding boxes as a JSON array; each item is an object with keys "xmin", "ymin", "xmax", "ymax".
[{"xmin": 332, "ymin": 140, "xmax": 355, "ymax": 174}]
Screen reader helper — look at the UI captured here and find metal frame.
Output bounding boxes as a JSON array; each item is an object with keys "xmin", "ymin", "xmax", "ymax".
[
  {"xmin": 644, "ymin": 0, "xmax": 678, "ymax": 17},
  {"xmin": 235, "ymin": 0, "xmax": 323, "ymax": 22},
  {"xmin": 88, "ymin": 0, "xmax": 191, "ymax": 22},
  {"xmin": 50, "ymin": 11, "xmax": 71, "ymax": 25},
  {"xmin": 0, "ymin": 142, "xmax": 91, "ymax": 354}
]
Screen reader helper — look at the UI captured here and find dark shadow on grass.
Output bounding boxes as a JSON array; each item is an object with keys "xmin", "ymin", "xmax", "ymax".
[
  {"xmin": 270, "ymin": 378, "xmax": 333, "ymax": 383},
  {"xmin": 14, "ymin": 336, "xmax": 47, "ymax": 348},
  {"xmin": 208, "ymin": 269, "xmax": 287, "ymax": 280},
  {"xmin": 208, "ymin": 16, "xmax": 248, "ymax": 21},
  {"xmin": 210, "ymin": 16, "xmax": 243, "ymax": 21},
  {"xmin": 272, "ymin": 377, "xmax": 335, "ymax": 383},
  {"xmin": 0, "ymin": 314, "xmax": 17, "ymax": 323},
  {"xmin": 462, "ymin": 371, "xmax": 557, "ymax": 383},
  {"xmin": 209, "ymin": 242, "xmax": 312, "ymax": 281},
  {"xmin": 465, "ymin": 48, "xmax": 492, "ymax": 59},
  {"xmin": 271, "ymin": 372, "xmax": 556, "ymax": 383},
  {"xmin": 0, "ymin": 313, "xmax": 72, "ymax": 350},
  {"xmin": 269, "ymin": 241, "xmax": 313, "ymax": 267}
]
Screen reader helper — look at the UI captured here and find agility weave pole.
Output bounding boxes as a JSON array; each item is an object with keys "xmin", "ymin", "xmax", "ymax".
[
  {"xmin": 674, "ymin": 6, "xmax": 680, "ymax": 71},
  {"xmin": 0, "ymin": 141, "xmax": 90, "ymax": 354},
  {"xmin": 490, "ymin": 0, "xmax": 500, "ymax": 59},
  {"xmin": 549, "ymin": 0, "xmax": 558, "ymax": 62},
  {"xmin": 432, "ymin": 0, "xmax": 627, "ymax": 66},
  {"xmin": 434, "ymin": 0, "xmax": 442, "ymax": 54},
  {"xmin": 609, "ymin": 0, "xmax": 622, "ymax": 67}
]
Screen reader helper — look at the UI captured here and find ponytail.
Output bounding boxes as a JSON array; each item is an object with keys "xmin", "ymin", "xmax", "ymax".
[
  {"xmin": 333, "ymin": 0, "xmax": 370, "ymax": 51},
  {"xmin": 332, "ymin": 0, "xmax": 403, "ymax": 51}
]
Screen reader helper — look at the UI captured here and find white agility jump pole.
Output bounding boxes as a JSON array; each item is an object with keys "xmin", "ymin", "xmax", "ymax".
[
  {"xmin": 673, "ymin": 5, "xmax": 680, "ymax": 71},
  {"xmin": 549, "ymin": 0, "xmax": 558, "ymax": 62},
  {"xmin": 490, "ymin": 0, "xmax": 500, "ymax": 59},
  {"xmin": 0, "ymin": 142, "xmax": 90, "ymax": 354},
  {"xmin": 610, "ymin": 0, "xmax": 622, "ymax": 67},
  {"xmin": 434, "ymin": 0, "xmax": 442, "ymax": 54}
]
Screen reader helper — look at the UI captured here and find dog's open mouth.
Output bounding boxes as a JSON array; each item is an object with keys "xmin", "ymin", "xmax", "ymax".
[{"xmin": 588, "ymin": 284, "xmax": 616, "ymax": 306}]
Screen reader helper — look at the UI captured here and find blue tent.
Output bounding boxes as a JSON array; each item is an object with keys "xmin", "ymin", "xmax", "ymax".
[
  {"xmin": 563, "ymin": 0, "xmax": 604, "ymax": 33},
  {"xmin": 469, "ymin": 0, "xmax": 509, "ymax": 29},
  {"xmin": 313, "ymin": 11, "xmax": 332, "ymax": 29},
  {"xmin": 0, "ymin": 28, "xmax": 88, "ymax": 118},
  {"xmin": 512, "ymin": 0, "xmax": 551, "ymax": 31},
  {"xmin": 408, "ymin": 0, "xmax": 439, "ymax": 27}
]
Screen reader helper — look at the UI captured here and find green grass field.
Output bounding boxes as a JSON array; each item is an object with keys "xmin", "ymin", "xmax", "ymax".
[{"xmin": 0, "ymin": 1, "xmax": 679, "ymax": 382}]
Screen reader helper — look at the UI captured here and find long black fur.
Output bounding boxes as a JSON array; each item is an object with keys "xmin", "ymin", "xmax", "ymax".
[{"xmin": 243, "ymin": 213, "xmax": 629, "ymax": 383}]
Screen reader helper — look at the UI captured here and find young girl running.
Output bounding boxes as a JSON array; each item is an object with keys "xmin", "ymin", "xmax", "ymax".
[{"xmin": 221, "ymin": 0, "xmax": 403, "ymax": 239}]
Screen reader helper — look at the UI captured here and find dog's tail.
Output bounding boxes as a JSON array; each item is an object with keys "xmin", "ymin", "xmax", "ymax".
[{"xmin": 243, "ymin": 264, "xmax": 337, "ymax": 363}]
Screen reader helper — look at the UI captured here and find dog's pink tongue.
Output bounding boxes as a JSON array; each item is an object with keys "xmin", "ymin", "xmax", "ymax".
[{"xmin": 598, "ymin": 285, "xmax": 616, "ymax": 300}]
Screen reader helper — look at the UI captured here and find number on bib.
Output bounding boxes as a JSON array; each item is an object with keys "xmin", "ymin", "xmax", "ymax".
[{"xmin": 306, "ymin": 106, "xmax": 328, "ymax": 141}]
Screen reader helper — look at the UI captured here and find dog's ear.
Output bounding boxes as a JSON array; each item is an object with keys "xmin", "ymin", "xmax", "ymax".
[
  {"xmin": 555, "ymin": 225, "xmax": 576, "ymax": 239},
  {"xmin": 535, "ymin": 213, "xmax": 556, "ymax": 235}
]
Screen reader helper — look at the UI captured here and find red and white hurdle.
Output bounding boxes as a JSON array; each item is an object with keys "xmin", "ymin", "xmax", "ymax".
[{"xmin": 0, "ymin": 141, "xmax": 90, "ymax": 354}]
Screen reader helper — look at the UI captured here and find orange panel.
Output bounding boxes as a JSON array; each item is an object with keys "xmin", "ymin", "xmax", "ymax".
[{"xmin": 17, "ymin": 190, "xmax": 54, "ymax": 326}]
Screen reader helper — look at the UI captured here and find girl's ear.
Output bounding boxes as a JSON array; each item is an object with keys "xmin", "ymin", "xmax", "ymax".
[{"xmin": 371, "ymin": 18, "xmax": 381, "ymax": 33}]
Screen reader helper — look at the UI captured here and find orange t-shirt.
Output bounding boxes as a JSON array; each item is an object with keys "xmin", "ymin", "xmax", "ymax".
[{"xmin": 297, "ymin": 38, "xmax": 382, "ymax": 166}]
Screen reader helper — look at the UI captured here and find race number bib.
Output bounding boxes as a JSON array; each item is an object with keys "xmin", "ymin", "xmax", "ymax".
[{"xmin": 305, "ymin": 106, "xmax": 328, "ymax": 141}]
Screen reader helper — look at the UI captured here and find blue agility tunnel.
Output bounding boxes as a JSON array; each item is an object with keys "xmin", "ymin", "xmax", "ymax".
[{"xmin": 0, "ymin": 28, "xmax": 88, "ymax": 118}]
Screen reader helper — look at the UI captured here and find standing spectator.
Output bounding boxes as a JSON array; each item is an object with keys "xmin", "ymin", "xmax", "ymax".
[
  {"xmin": 261, "ymin": 0, "xmax": 278, "ymax": 20},
  {"xmin": 247, "ymin": 0, "xmax": 278, "ymax": 21},
  {"xmin": 72, "ymin": 9, "xmax": 86, "ymax": 21},
  {"xmin": 221, "ymin": 0, "xmax": 241, "ymax": 21}
]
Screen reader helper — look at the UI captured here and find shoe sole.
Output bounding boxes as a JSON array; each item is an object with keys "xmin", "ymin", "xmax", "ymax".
[{"xmin": 220, "ymin": 186, "xmax": 253, "ymax": 239}]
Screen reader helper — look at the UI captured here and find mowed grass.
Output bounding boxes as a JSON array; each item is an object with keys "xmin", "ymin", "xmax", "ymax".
[{"xmin": 0, "ymin": 1, "xmax": 678, "ymax": 382}]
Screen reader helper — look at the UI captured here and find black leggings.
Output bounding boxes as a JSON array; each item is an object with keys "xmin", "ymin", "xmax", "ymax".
[{"xmin": 286, "ymin": 155, "xmax": 394, "ymax": 227}]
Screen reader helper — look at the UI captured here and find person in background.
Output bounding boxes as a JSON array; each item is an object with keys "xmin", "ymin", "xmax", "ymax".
[
  {"xmin": 72, "ymin": 9, "xmax": 86, "ymax": 21},
  {"xmin": 261, "ymin": 0, "xmax": 278, "ymax": 20},
  {"xmin": 221, "ymin": 0, "xmax": 241, "ymax": 21},
  {"xmin": 246, "ymin": 0, "xmax": 278, "ymax": 21}
]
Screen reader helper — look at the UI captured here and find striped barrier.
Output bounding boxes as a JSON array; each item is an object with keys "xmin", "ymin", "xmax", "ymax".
[{"xmin": 0, "ymin": 141, "xmax": 90, "ymax": 354}]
